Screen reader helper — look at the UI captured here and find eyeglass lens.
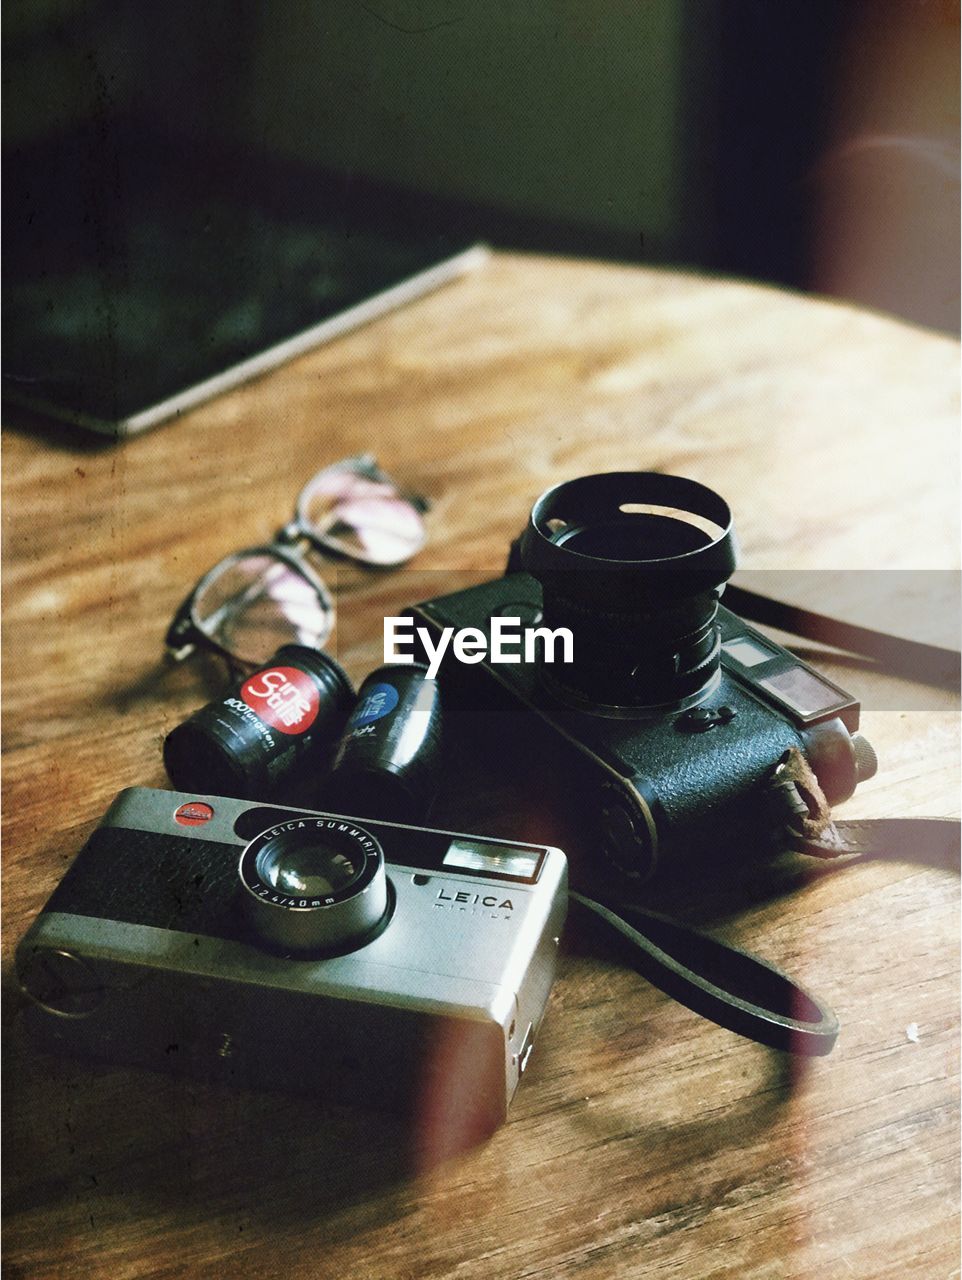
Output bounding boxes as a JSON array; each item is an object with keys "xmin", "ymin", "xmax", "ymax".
[
  {"xmin": 183, "ymin": 460, "xmax": 424, "ymax": 665},
  {"xmin": 192, "ymin": 554, "xmax": 334, "ymax": 665},
  {"xmin": 298, "ymin": 465, "xmax": 426, "ymax": 565}
]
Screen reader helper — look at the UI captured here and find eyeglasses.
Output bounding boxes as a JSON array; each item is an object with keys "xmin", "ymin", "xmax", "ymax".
[{"xmin": 166, "ymin": 455, "xmax": 429, "ymax": 669}]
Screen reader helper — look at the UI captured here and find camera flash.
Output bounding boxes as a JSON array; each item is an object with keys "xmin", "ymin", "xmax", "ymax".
[{"xmin": 443, "ymin": 839, "xmax": 541, "ymax": 880}]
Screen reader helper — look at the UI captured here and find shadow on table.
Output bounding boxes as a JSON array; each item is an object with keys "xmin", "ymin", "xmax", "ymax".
[
  {"xmin": 4, "ymin": 965, "xmax": 805, "ymax": 1269},
  {"xmin": 0, "ymin": 401, "xmax": 122, "ymax": 455},
  {"xmin": 3, "ymin": 992, "xmax": 492, "ymax": 1246}
]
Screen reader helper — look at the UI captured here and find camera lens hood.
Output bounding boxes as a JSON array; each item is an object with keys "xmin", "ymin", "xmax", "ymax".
[
  {"xmin": 521, "ymin": 472, "xmax": 736, "ymax": 599},
  {"xmin": 519, "ymin": 472, "xmax": 738, "ymax": 712},
  {"xmin": 238, "ymin": 817, "xmax": 389, "ymax": 955}
]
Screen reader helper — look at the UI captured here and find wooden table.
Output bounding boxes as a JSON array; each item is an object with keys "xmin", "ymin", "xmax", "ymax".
[{"xmin": 3, "ymin": 253, "xmax": 959, "ymax": 1279}]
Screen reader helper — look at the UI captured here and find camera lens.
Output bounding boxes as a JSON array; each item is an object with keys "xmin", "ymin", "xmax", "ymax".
[
  {"xmin": 238, "ymin": 819, "xmax": 389, "ymax": 954},
  {"xmin": 519, "ymin": 472, "xmax": 737, "ymax": 714},
  {"xmin": 255, "ymin": 841, "xmax": 360, "ymax": 897}
]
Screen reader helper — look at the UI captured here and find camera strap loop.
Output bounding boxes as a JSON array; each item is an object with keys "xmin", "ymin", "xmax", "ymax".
[
  {"xmin": 769, "ymin": 747, "xmax": 961, "ymax": 870},
  {"xmin": 578, "ymin": 750, "xmax": 958, "ymax": 1056},
  {"xmin": 766, "ymin": 747, "xmax": 834, "ymax": 842},
  {"xmin": 569, "ymin": 892, "xmax": 840, "ymax": 1055}
]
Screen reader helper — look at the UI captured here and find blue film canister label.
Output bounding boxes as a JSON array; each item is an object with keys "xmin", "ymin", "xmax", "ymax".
[{"xmin": 349, "ymin": 682, "xmax": 400, "ymax": 727}]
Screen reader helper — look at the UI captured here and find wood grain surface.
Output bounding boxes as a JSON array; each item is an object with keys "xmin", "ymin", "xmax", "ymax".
[{"xmin": 3, "ymin": 252, "xmax": 959, "ymax": 1280}]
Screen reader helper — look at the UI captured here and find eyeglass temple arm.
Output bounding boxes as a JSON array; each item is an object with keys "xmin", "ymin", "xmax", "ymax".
[{"xmin": 165, "ymin": 593, "xmax": 201, "ymax": 660}]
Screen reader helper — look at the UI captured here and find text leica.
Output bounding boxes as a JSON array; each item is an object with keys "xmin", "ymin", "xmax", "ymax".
[{"xmin": 436, "ymin": 888, "xmax": 515, "ymax": 909}]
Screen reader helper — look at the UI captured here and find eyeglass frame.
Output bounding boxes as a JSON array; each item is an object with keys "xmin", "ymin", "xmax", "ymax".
[{"xmin": 165, "ymin": 454, "xmax": 429, "ymax": 670}]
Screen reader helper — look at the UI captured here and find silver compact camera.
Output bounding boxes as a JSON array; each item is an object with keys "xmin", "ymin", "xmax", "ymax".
[{"xmin": 16, "ymin": 788, "xmax": 568, "ymax": 1130}]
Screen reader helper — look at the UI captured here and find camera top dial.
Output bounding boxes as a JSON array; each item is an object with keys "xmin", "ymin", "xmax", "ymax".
[{"xmin": 238, "ymin": 817, "xmax": 389, "ymax": 955}]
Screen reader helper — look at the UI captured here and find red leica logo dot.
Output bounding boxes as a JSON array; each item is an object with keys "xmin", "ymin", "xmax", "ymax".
[{"xmin": 174, "ymin": 801, "xmax": 215, "ymax": 827}]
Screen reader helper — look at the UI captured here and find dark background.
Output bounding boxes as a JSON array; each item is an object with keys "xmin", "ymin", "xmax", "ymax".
[{"xmin": 4, "ymin": 0, "xmax": 959, "ymax": 346}]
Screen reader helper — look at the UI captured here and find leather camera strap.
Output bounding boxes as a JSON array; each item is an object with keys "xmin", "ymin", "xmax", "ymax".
[
  {"xmin": 573, "ymin": 589, "xmax": 959, "ymax": 1054},
  {"xmin": 571, "ymin": 801, "xmax": 959, "ymax": 1057},
  {"xmin": 788, "ymin": 815, "xmax": 961, "ymax": 864},
  {"xmin": 575, "ymin": 803, "xmax": 956, "ymax": 1054},
  {"xmin": 723, "ymin": 583, "xmax": 960, "ymax": 689},
  {"xmin": 764, "ymin": 745, "xmax": 961, "ymax": 866},
  {"xmin": 570, "ymin": 891, "xmax": 841, "ymax": 1055}
]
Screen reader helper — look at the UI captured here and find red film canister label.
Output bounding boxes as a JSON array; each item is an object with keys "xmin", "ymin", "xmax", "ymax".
[
  {"xmin": 163, "ymin": 644, "xmax": 354, "ymax": 801},
  {"xmin": 240, "ymin": 667, "xmax": 321, "ymax": 736}
]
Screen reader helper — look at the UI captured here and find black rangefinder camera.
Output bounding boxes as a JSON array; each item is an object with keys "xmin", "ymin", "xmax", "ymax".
[
  {"xmin": 410, "ymin": 472, "xmax": 877, "ymax": 882},
  {"xmin": 16, "ymin": 788, "xmax": 567, "ymax": 1130}
]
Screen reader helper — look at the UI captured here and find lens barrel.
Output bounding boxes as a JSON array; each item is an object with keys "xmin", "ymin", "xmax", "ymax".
[
  {"xmin": 519, "ymin": 472, "xmax": 737, "ymax": 713},
  {"xmin": 238, "ymin": 816, "xmax": 388, "ymax": 954}
]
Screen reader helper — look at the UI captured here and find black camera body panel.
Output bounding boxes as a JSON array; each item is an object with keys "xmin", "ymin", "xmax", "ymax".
[{"xmin": 410, "ymin": 572, "xmax": 865, "ymax": 882}]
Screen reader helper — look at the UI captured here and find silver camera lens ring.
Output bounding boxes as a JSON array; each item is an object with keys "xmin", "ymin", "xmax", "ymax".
[{"xmin": 238, "ymin": 818, "xmax": 389, "ymax": 955}]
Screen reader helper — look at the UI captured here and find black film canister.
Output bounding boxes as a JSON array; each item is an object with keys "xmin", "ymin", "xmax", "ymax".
[
  {"xmin": 326, "ymin": 663, "xmax": 443, "ymax": 824},
  {"xmin": 163, "ymin": 645, "xmax": 354, "ymax": 800}
]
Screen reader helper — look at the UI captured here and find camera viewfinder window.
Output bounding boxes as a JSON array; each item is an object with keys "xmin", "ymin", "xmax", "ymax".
[{"xmin": 722, "ymin": 637, "xmax": 776, "ymax": 667}]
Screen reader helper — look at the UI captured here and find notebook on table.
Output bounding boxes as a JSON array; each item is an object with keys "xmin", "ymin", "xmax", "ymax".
[{"xmin": 3, "ymin": 132, "xmax": 486, "ymax": 438}]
